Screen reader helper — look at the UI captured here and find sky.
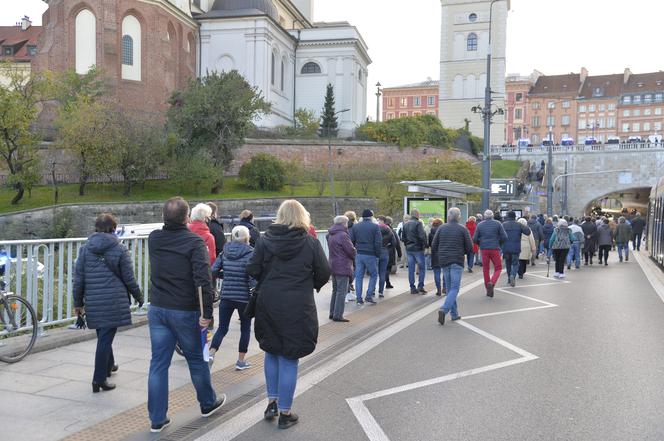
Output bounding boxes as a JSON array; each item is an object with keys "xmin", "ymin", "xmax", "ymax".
[{"xmin": 5, "ymin": 0, "xmax": 664, "ymax": 115}]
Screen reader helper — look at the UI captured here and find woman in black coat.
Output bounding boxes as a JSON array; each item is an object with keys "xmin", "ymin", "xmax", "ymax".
[
  {"xmin": 581, "ymin": 217, "xmax": 598, "ymax": 265},
  {"xmin": 247, "ymin": 200, "xmax": 330, "ymax": 430},
  {"xmin": 73, "ymin": 214, "xmax": 143, "ymax": 393}
]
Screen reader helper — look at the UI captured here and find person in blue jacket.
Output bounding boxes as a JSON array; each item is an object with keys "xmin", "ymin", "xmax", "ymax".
[{"xmin": 349, "ymin": 209, "xmax": 381, "ymax": 304}]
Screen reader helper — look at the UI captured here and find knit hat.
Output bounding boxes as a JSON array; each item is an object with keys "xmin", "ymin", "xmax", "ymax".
[{"xmin": 362, "ymin": 209, "xmax": 374, "ymax": 218}]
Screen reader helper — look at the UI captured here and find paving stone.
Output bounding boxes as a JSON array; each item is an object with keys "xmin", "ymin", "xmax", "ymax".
[{"xmin": 0, "ymin": 371, "xmax": 68, "ymax": 394}]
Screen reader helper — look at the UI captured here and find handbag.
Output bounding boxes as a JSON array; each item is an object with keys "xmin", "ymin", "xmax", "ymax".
[{"xmin": 244, "ymin": 251, "xmax": 274, "ymax": 319}]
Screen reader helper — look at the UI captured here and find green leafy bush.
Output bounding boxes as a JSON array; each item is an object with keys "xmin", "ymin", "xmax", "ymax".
[
  {"xmin": 355, "ymin": 115, "xmax": 463, "ymax": 149},
  {"xmin": 239, "ymin": 153, "xmax": 287, "ymax": 191}
]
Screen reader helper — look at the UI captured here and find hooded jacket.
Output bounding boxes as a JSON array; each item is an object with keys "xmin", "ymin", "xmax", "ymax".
[
  {"xmin": 73, "ymin": 233, "xmax": 142, "ymax": 329},
  {"xmin": 189, "ymin": 220, "xmax": 216, "ymax": 264},
  {"xmin": 239, "ymin": 219, "xmax": 261, "ymax": 247},
  {"xmin": 542, "ymin": 223, "xmax": 554, "ymax": 248},
  {"xmin": 597, "ymin": 223, "xmax": 614, "ymax": 246},
  {"xmin": 212, "ymin": 241, "xmax": 254, "ymax": 303},
  {"xmin": 520, "ymin": 229, "xmax": 537, "ymax": 261},
  {"xmin": 527, "ymin": 218, "xmax": 544, "ymax": 244},
  {"xmin": 327, "ymin": 223, "xmax": 356, "ymax": 277},
  {"xmin": 247, "ymin": 225, "xmax": 330, "ymax": 359}
]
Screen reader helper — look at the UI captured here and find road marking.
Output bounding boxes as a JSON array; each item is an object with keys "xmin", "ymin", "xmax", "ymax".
[
  {"xmin": 196, "ymin": 278, "xmax": 487, "ymax": 441},
  {"xmin": 633, "ymin": 252, "xmax": 664, "ymax": 304},
  {"xmin": 346, "ymin": 273, "xmax": 564, "ymax": 441}
]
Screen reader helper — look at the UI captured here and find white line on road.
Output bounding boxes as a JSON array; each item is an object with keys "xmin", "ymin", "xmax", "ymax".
[{"xmin": 196, "ymin": 278, "xmax": 487, "ymax": 441}]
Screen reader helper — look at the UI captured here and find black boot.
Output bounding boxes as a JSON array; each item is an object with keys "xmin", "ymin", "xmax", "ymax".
[
  {"xmin": 92, "ymin": 381, "xmax": 116, "ymax": 393},
  {"xmin": 278, "ymin": 412, "xmax": 299, "ymax": 429}
]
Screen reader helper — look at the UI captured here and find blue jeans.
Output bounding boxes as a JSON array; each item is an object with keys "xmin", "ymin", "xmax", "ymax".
[
  {"xmin": 566, "ymin": 243, "xmax": 581, "ymax": 268},
  {"xmin": 617, "ymin": 243, "xmax": 629, "ymax": 260},
  {"xmin": 441, "ymin": 264, "xmax": 463, "ymax": 319},
  {"xmin": 504, "ymin": 252, "xmax": 520, "ymax": 280},
  {"xmin": 93, "ymin": 328, "xmax": 117, "ymax": 383},
  {"xmin": 378, "ymin": 250, "xmax": 390, "ymax": 294},
  {"xmin": 407, "ymin": 251, "xmax": 426, "ymax": 290},
  {"xmin": 210, "ymin": 299, "xmax": 252, "ymax": 354},
  {"xmin": 355, "ymin": 253, "xmax": 378, "ymax": 301},
  {"xmin": 264, "ymin": 352, "xmax": 299, "ymax": 412},
  {"xmin": 467, "ymin": 252, "xmax": 475, "ymax": 269},
  {"xmin": 425, "ymin": 254, "xmax": 432, "ymax": 270},
  {"xmin": 148, "ymin": 306, "xmax": 217, "ymax": 424},
  {"xmin": 433, "ymin": 267, "xmax": 442, "ymax": 292},
  {"xmin": 633, "ymin": 233, "xmax": 642, "ymax": 251},
  {"xmin": 330, "ymin": 275, "xmax": 349, "ymax": 319}
]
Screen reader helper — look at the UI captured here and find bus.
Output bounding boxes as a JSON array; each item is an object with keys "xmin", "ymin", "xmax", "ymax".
[{"xmin": 647, "ymin": 177, "xmax": 664, "ymax": 270}]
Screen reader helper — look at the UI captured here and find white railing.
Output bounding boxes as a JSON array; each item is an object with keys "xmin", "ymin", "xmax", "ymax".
[
  {"xmin": 491, "ymin": 142, "xmax": 664, "ymax": 156},
  {"xmin": 0, "ymin": 231, "xmax": 330, "ymax": 333}
]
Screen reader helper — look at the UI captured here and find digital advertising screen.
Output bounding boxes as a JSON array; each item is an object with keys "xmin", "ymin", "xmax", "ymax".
[{"xmin": 405, "ymin": 197, "xmax": 447, "ymax": 224}]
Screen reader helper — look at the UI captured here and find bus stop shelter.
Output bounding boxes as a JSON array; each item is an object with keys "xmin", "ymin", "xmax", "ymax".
[{"xmin": 400, "ymin": 180, "xmax": 487, "ymax": 221}]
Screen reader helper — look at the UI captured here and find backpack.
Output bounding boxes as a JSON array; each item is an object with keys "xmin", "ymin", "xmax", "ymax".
[{"xmin": 552, "ymin": 227, "xmax": 572, "ymax": 249}]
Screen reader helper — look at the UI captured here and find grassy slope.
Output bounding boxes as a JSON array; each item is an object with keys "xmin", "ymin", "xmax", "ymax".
[{"xmin": 491, "ymin": 160, "xmax": 523, "ymax": 179}]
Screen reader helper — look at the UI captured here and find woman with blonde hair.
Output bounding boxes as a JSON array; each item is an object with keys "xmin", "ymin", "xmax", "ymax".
[{"xmin": 247, "ymin": 200, "xmax": 330, "ymax": 429}]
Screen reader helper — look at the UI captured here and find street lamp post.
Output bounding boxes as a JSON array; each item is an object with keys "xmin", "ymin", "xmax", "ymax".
[
  {"xmin": 480, "ymin": 0, "xmax": 506, "ymax": 212},
  {"xmin": 546, "ymin": 123, "xmax": 554, "ymax": 216},
  {"xmin": 328, "ymin": 108, "xmax": 351, "ymax": 217},
  {"xmin": 375, "ymin": 82, "xmax": 382, "ymax": 123}
]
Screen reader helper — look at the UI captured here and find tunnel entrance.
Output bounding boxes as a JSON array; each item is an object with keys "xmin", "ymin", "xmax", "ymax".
[{"xmin": 584, "ymin": 187, "xmax": 652, "ymax": 217}]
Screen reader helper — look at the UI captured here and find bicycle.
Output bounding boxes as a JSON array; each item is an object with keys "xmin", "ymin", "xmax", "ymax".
[{"xmin": 0, "ymin": 284, "xmax": 39, "ymax": 363}]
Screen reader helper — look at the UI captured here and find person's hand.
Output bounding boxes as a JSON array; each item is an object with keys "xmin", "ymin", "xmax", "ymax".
[
  {"xmin": 199, "ymin": 317, "xmax": 212, "ymax": 328},
  {"xmin": 74, "ymin": 307, "xmax": 85, "ymax": 316}
]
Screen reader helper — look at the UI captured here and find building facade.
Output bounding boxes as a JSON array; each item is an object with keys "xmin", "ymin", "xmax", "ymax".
[
  {"xmin": 439, "ymin": 0, "xmax": 508, "ymax": 144},
  {"xmin": 381, "ymin": 79, "xmax": 439, "ymax": 121},
  {"xmin": 0, "ymin": 17, "xmax": 42, "ymax": 86},
  {"xmin": 503, "ymin": 67, "xmax": 664, "ymax": 145}
]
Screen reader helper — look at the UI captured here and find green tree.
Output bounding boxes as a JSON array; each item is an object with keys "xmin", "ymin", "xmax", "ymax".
[
  {"xmin": 0, "ymin": 64, "xmax": 46, "ymax": 204},
  {"xmin": 239, "ymin": 153, "xmax": 287, "ymax": 191},
  {"xmin": 319, "ymin": 83, "xmax": 338, "ymax": 138},
  {"xmin": 49, "ymin": 67, "xmax": 105, "ymax": 112},
  {"xmin": 294, "ymin": 108, "xmax": 319, "ymax": 136},
  {"xmin": 167, "ymin": 70, "xmax": 271, "ymax": 193}
]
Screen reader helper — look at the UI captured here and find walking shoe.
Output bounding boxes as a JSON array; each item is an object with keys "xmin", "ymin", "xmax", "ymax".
[
  {"xmin": 438, "ymin": 310, "xmax": 446, "ymax": 326},
  {"xmin": 385, "ymin": 283, "xmax": 394, "ymax": 289},
  {"xmin": 510, "ymin": 277, "xmax": 516, "ymax": 287},
  {"xmin": 92, "ymin": 381, "xmax": 116, "ymax": 393},
  {"xmin": 486, "ymin": 283, "xmax": 494, "ymax": 297},
  {"xmin": 235, "ymin": 360, "xmax": 252, "ymax": 371},
  {"xmin": 619, "ymin": 257, "xmax": 623, "ymax": 262},
  {"xmin": 201, "ymin": 395, "xmax": 226, "ymax": 417},
  {"xmin": 349, "ymin": 283, "xmax": 355, "ymax": 292},
  {"xmin": 467, "ymin": 267, "xmax": 473, "ymax": 273},
  {"xmin": 264, "ymin": 401, "xmax": 278, "ymax": 420},
  {"xmin": 559, "ymin": 273, "xmax": 566, "ymax": 279},
  {"xmin": 626, "ymin": 256, "xmax": 629, "ymax": 261},
  {"xmin": 605, "ymin": 262, "xmax": 608, "ymax": 266},
  {"xmin": 584, "ymin": 262, "xmax": 588, "ymax": 266},
  {"xmin": 365, "ymin": 297, "xmax": 376, "ymax": 304},
  {"xmin": 418, "ymin": 288, "xmax": 428, "ymax": 295},
  {"xmin": 436, "ymin": 289, "xmax": 442, "ymax": 297},
  {"xmin": 518, "ymin": 274, "xmax": 523, "ymax": 279},
  {"xmin": 278, "ymin": 412, "xmax": 299, "ymax": 429},
  {"xmin": 410, "ymin": 288, "xmax": 418, "ymax": 294},
  {"xmin": 451, "ymin": 316, "xmax": 462, "ymax": 321},
  {"xmin": 357, "ymin": 299, "xmax": 364, "ymax": 305},
  {"xmin": 150, "ymin": 419, "xmax": 171, "ymax": 433},
  {"xmin": 379, "ymin": 293, "xmax": 385, "ymax": 298},
  {"xmin": 333, "ymin": 317, "xmax": 350, "ymax": 322},
  {"xmin": 442, "ymin": 286, "xmax": 447, "ymax": 296},
  {"xmin": 567, "ymin": 264, "xmax": 571, "ymax": 270}
]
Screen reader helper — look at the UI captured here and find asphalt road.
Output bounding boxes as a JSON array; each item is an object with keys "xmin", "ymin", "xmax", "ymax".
[{"xmin": 198, "ymin": 253, "xmax": 664, "ymax": 441}]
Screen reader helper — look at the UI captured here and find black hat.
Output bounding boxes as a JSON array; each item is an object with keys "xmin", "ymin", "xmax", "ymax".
[
  {"xmin": 507, "ymin": 211, "xmax": 516, "ymax": 219},
  {"xmin": 362, "ymin": 209, "xmax": 374, "ymax": 218}
]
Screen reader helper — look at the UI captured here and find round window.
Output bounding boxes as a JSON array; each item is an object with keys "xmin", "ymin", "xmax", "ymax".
[{"xmin": 469, "ymin": 13, "xmax": 478, "ymax": 23}]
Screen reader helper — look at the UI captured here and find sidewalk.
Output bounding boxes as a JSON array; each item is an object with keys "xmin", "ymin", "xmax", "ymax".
[{"xmin": 0, "ymin": 265, "xmax": 441, "ymax": 441}]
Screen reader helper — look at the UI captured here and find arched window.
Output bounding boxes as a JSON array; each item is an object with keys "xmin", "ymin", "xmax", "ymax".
[
  {"xmin": 301, "ymin": 62, "xmax": 321, "ymax": 74},
  {"xmin": 466, "ymin": 33, "xmax": 478, "ymax": 51},
  {"xmin": 121, "ymin": 35, "xmax": 133, "ymax": 65},
  {"xmin": 75, "ymin": 9, "xmax": 96, "ymax": 74},
  {"xmin": 280, "ymin": 57, "xmax": 285, "ymax": 91},
  {"xmin": 271, "ymin": 52, "xmax": 276, "ymax": 86},
  {"xmin": 121, "ymin": 15, "xmax": 141, "ymax": 81}
]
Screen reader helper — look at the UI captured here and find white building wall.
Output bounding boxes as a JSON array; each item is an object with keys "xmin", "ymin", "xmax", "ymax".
[{"xmin": 75, "ymin": 9, "xmax": 96, "ymax": 74}]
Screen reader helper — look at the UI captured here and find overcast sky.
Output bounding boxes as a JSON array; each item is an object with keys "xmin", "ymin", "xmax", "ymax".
[{"xmin": 5, "ymin": 0, "xmax": 663, "ymax": 114}]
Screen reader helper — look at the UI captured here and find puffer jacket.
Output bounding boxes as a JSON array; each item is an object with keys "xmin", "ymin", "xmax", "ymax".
[
  {"xmin": 212, "ymin": 241, "xmax": 254, "ymax": 303},
  {"xmin": 502, "ymin": 220, "xmax": 531, "ymax": 254},
  {"xmin": 73, "ymin": 233, "xmax": 142, "ymax": 329},
  {"xmin": 519, "ymin": 230, "xmax": 537, "ymax": 261},
  {"xmin": 615, "ymin": 223, "xmax": 633, "ymax": 244},
  {"xmin": 431, "ymin": 221, "xmax": 473, "ymax": 268},
  {"xmin": 542, "ymin": 223, "xmax": 554, "ymax": 248},
  {"xmin": 597, "ymin": 223, "xmax": 614, "ymax": 246},
  {"xmin": 473, "ymin": 219, "xmax": 508, "ymax": 250}
]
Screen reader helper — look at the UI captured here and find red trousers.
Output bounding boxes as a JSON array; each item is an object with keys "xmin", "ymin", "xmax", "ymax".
[{"xmin": 481, "ymin": 249, "xmax": 502, "ymax": 287}]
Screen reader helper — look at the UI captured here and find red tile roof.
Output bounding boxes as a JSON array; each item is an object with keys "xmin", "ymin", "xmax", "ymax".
[
  {"xmin": 622, "ymin": 71, "xmax": 664, "ymax": 94},
  {"xmin": 0, "ymin": 25, "xmax": 42, "ymax": 63},
  {"xmin": 529, "ymin": 74, "xmax": 581, "ymax": 97},
  {"xmin": 578, "ymin": 74, "xmax": 623, "ymax": 100}
]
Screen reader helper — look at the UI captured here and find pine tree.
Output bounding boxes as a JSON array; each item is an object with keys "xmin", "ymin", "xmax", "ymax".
[{"xmin": 319, "ymin": 83, "xmax": 338, "ymax": 138}]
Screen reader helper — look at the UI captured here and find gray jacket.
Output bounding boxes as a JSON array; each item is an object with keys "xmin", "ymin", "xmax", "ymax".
[
  {"xmin": 597, "ymin": 224, "xmax": 614, "ymax": 246},
  {"xmin": 431, "ymin": 221, "xmax": 473, "ymax": 268}
]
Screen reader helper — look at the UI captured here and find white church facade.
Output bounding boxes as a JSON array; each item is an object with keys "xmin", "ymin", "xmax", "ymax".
[
  {"xmin": 194, "ymin": 0, "xmax": 371, "ymax": 136},
  {"xmin": 439, "ymin": 0, "xmax": 508, "ymax": 144}
]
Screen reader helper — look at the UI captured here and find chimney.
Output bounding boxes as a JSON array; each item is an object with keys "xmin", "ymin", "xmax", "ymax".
[
  {"xmin": 624, "ymin": 68, "xmax": 632, "ymax": 85},
  {"xmin": 580, "ymin": 67, "xmax": 589, "ymax": 84},
  {"xmin": 21, "ymin": 16, "xmax": 31, "ymax": 31}
]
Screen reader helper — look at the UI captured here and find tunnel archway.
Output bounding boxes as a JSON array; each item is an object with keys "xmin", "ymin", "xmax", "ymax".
[{"xmin": 584, "ymin": 187, "xmax": 652, "ymax": 217}]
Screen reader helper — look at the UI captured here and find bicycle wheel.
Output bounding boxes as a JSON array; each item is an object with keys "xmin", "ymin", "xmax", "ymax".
[{"xmin": 0, "ymin": 295, "xmax": 38, "ymax": 363}]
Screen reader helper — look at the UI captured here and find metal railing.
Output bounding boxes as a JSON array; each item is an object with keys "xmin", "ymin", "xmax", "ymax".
[
  {"xmin": 0, "ymin": 231, "xmax": 330, "ymax": 334},
  {"xmin": 491, "ymin": 142, "xmax": 664, "ymax": 156}
]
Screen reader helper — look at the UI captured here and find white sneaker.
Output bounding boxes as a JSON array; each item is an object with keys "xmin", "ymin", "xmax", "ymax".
[
  {"xmin": 559, "ymin": 273, "xmax": 566, "ymax": 279},
  {"xmin": 553, "ymin": 272, "xmax": 560, "ymax": 278}
]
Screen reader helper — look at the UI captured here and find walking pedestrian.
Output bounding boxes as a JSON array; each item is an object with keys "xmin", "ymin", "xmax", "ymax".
[
  {"xmin": 402, "ymin": 209, "xmax": 428, "ymax": 294},
  {"xmin": 207, "ymin": 202, "xmax": 226, "ymax": 258},
  {"xmin": 581, "ymin": 216, "xmax": 598, "ymax": 265},
  {"xmin": 208, "ymin": 226, "xmax": 254, "ymax": 370},
  {"xmin": 567, "ymin": 218, "xmax": 584, "ymax": 269},
  {"xmin": 147, "ymin": 197, "xmax": 225, "ymax": 433},
  {"xmin": 345, "ymin": 211, "xmax": 357, "ymax": 230},
  {"xmin": 349, "ymin": 209, "xmax": 381, "ymax": 304},
  {"xmin": 384, "ymin": 216, "xmax": 401, "ymax": 289},
  {"xmin": 344, "ymin": 211, "xmax": 357, "ymax": 294},
  {"xmin": 517, "ymin": 218, "xmax": 536, "ymax": 279},
  {"xmin": 377, "ymin": 216, "xmax": 397, "ymax": 298},
  {"xmin": 239, "ymin": 210, "xmax": 261, "ymax": 247},
  {"xmin": 549, "ymin": 219, "xmax": 573, "ymax": 278},
  {"xmin": 597, "ymin": 218, "xmax": 613, "ymax": 266},
  {"xmin": 542, "ymin": 218, "xmax": 554, "ymax": 261},
  {"xmin": 473, "ymin": 209, "xmax": 507, "ymax": 297},
  {"xmin": 73, "ymin": 213, "xmax": 144, "ymax": 394},
  {"xmin": 527, "ymin": 215, "xmax": 544, "ymax": 262},
  {"xmin": 465, "ymin": 216, "xmax": 478, "ymax": 272},
  {"xmin": 501, "ymin": 211, "xmax": 531, "ymax": 287},
  {"xmin": 396, "ymin": 214, "xmax": 410, "ymax": 268},
  {"xmin": 630, "ymin": 212, "xmax": 646, "ymax": 251},
  {"xmin": 189, "ymin": 203, "xmax": 217, "ymax": 265},
  {"xmin": 608, "ymin": 218, "xmax": 617, "ymax": 250},
  {"xmin": 247, "ymin": 200, "xmax": 330, "ymax": 430},
  {"xmin": 327, "ymin": 215, "xmax": 356, "ymax": 322},
  {"xmin": 615, "ymin": 216, "xmax": 633, "ymax": 262},
  {"xmin": 431, "ymin": 207, "xmax": 473, "ymax": 325},
  {"xmin": 428, "ymin": 218, "xmax": 444, "ymax": 296}
]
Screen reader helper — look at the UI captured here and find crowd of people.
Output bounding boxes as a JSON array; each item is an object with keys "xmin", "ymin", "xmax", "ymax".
[{"xmin": 71, "ymin": 198, "xmax": 646, "ymax": 433}]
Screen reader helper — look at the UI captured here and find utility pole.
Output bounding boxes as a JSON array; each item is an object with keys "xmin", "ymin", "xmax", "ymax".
[{"xmin": 375, "ymin": 82, "xmax": 382, "ymax": 123}]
